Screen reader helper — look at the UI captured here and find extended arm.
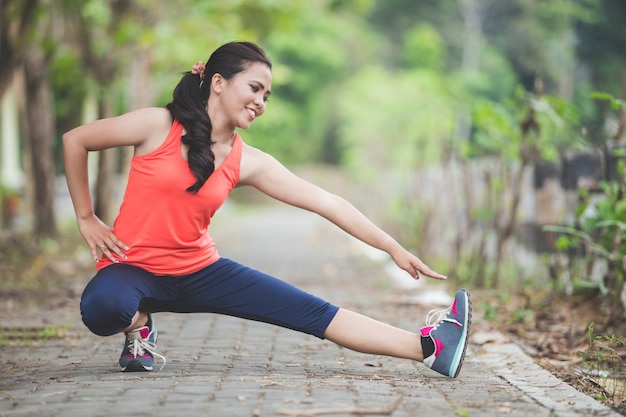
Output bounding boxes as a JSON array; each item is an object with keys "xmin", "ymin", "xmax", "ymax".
[{"xmin": 238, "ymin": 145, "xmax": 445, "ymax": 280}]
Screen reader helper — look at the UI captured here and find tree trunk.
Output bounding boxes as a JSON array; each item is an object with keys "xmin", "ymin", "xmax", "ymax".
[
  {"xmin": 93, "ymin": 99, "xmax": 117, "ymax": 225},
  {"xmin": 22, "ymin": 46, "xmax": 57, "ymax": 238},
  {"xmin": 1, "ymin": 78, "xmax": 24, "ymax": 230},
  {"xmin": 94, "ymin": 49, "xmax": 154, "ymax": 225},
  {"xmin": 450, "ymin": 0, "xmax": 487, "ymax": 278},
  {"xmin": 121, "ymin": 49, "xmax": 154, "ymax": 178},
  {"xmin": 0, "ymin": 0, "xmax": 39, "ymax": 99}
]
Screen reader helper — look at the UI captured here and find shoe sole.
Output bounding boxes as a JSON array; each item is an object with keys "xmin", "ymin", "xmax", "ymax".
[
  {"xmin": 121, "ymin": 360, "xmax": 153, "ymax": 372},
  {"xmin": 450, "ymin": 289, "xmax": 472, "ymax": 378}
]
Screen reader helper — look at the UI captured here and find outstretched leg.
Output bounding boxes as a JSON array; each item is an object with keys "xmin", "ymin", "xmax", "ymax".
[
  {"xmin": 325, "ymin": 289, "xmax": 472, "ymax": 378},
  {"xmin": 155, "ymin": 258, "xmax": 471, "ymax": 377},
  {"xmin": 323, "ymin": 308, "xmax": 423, "ymax": 361}
]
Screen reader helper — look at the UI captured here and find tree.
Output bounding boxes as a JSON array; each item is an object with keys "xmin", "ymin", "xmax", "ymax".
[
  {"xmin": 249, "ymin": 5, "xmax": 377, "ymax": 164},
  {"xmin": 19, "ymin": 3, "xmax": 58, "ymax": 238},
  {"xmin": 576, "ymin": 0, "xmax": 626, "ymax": 141},
  {"xmin": 0, "ymin": 0, "xmax": 39, "ymax": 98},
  {"xmin": 0, "ymin": 0, "xmax": 40, "ymax": 234},
  {"xmin": 21, "ymin": 46, "xmax": 58, "ymax": 237}
]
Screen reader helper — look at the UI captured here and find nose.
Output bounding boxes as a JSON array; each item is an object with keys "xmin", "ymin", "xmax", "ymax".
[{"xmin": 254, "ymin": 94, "xmax": 265, "ymax": 112}]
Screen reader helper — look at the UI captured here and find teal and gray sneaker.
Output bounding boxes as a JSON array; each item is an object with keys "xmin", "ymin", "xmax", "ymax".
[
  {"xmin": 119, "ymin": 314, "xmax": 166, "ymax": 372},
  {"xmin": 420, "ymin": 289, "xmax": 472, "ymax": 378}
]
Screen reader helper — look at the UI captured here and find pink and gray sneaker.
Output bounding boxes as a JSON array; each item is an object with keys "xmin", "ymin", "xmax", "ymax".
[
  {"xmin": 119, "ymin": 314, "xmax": 166, "ymax": 372},
  {"xmin": 420, "ymin": 289, "xmax": 472, "ymax": 378}
]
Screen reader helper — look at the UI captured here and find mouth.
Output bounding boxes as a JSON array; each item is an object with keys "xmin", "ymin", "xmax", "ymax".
[{"xmin": 245, "ymin": 107, "xmax": 257, "ymax": 120}]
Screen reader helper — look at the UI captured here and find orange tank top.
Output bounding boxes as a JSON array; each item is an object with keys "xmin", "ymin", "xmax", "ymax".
[{"xmin": 97, "ymin": 119, "xmax": 241, "ymax": 275}]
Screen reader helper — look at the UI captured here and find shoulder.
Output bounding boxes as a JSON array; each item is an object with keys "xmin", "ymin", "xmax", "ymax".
[
  {"xmin": 64, "ymin": 107, "xmax": 173, "ymax": 151},
  {"xmin": 132, "ymin": 108, "xmax": 174, "ymax": 155},
  {"xmin": 239, "ymin": 141, "xmax": 282, "ymax": 186},
  {"xmin": 237, "ymin": 141, "xmax": 331, "ymax": 209},
  {"xmin": 240, "ymin": 141, "xmax": 281, "ymax": 166},
  {"xmin": 105, "ymin": 107, "xmax": 172, "ymax": 140},
  {"xmin": 240, "ymin": 141, "xmax": 268, "ymax": 161},
  {"xmin": 132, "ymin": 107, "xmax": 173, "ymax": 131}
]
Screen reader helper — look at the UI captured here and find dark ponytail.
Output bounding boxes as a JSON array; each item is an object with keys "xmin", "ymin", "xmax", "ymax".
[
  {"xmin": 166, "ymin": 41, "xmax": 272, "ymax": 193},
  {"xmin": 166, "ymin": 72, "xmax": 214, "ymax": 193}
]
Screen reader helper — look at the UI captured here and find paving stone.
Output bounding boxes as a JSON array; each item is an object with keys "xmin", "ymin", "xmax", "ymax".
[{"xmin": 0, "ymin": 206, "xmax": 621, "ymax": 417}]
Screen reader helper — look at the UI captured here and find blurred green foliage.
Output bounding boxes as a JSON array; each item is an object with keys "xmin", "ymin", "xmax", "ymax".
[
  {"xmin": 2, "ymin": 0, "xmax": 626, "ymax": 306},
  {"xmin": 23, "ymin": 0, "xmax": 620, "ymax": 169}
]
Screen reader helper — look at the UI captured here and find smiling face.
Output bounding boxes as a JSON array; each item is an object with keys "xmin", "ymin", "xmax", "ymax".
[{"xmin": 209, "ymin": 62, "xmax": 272, "ymax": 131}]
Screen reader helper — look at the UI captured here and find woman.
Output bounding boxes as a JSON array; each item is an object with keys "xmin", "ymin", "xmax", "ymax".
[{"xmin": 63, "ymin": 41, "xmax": 471, "ymax": 378}]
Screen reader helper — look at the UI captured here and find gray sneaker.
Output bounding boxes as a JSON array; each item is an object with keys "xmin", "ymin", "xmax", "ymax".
[
  {"xmin": 119, "ymin": 314, "xmax": 166, "ymax": 372},
  {"xmin": 420, "ymin": 289, "xmax": 472, "ymax": 378}
]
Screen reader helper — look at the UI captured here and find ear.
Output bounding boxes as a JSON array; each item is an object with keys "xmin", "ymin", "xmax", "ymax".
[{"xmin": 211, "ymin": 73, "xmax": 224, "ymax": 94}]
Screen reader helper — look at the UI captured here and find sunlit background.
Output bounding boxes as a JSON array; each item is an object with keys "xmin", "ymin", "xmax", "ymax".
[{"xmin": 1, "ymin": 0, "xmax": 625, "ymax": 313}]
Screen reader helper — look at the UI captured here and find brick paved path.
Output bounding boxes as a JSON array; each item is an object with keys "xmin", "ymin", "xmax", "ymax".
[{"xmin": 0, "ymin": 204, "xmax": 620, "ymax": 417}]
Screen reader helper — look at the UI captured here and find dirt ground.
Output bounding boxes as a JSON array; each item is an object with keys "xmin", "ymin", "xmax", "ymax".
[
  {"xmin": 473, "ymin": 289, "xmax": 626, "ymax": 415},
  {"xmin": 1, "ymin": 233, "xmax": 625, "ymax": 415}
]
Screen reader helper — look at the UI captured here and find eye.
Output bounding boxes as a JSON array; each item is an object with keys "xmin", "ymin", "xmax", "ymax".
[{"xmin": 250, "ymin": 83, "xmax": 270, "ymax": 103}]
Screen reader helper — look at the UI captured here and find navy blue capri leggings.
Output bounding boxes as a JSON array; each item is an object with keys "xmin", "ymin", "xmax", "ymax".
[{"xmin": 80, "ymin": 258, "xmax": 339, "ymax": 338}]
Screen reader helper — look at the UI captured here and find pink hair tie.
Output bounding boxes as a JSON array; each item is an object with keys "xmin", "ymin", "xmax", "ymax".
[{"xmin": 191, "ymin": 61, "xmax": 206, "ymax": 80}]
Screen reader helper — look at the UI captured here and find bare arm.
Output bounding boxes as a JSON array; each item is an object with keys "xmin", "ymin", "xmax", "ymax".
[
  {"xmin": 62, "ymin": 107, "xmax": 172, "ymax": 262},
  {"xmin": 238, "ymin": 144, "xmax": 446, "ymax": 280}
]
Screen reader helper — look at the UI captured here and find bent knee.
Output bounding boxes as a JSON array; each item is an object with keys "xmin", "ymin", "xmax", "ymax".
[{"xmin": 80, "ymin": 295, "xmax": 133, "ymax": 337}]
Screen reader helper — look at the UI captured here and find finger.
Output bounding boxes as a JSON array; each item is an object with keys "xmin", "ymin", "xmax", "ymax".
[
  {"xmin": 110, "ymin": 235, "xmax": 130, "ymax": 252},
  {"xmin": 413, "ymin": 266, "xmax": 446, "ymax": 280},
  {"xmin": 422, "ymin": 270, "xmax": 447, "ymax": 280},
  {"xmin": 90, "ymin": 244, "xmax": 99, "ymax": 262},
  {"xmin": 430, "ymin": 274, "xmax": 447, "ymax": 280},
  {"xmin": 105, "ymin": 236, "xmax": 129, "ymax": 260},
  {"xmin": 109, "ymin": 242, "xmax": 128, "ymax": 260},
  {"xmin": 99, "ymin": 244, "xmax": 119, "ymax": 263}
]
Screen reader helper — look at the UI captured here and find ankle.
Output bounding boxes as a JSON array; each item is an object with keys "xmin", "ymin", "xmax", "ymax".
[
  {"xmin": 123, "ymin": 312, "xmax": 149, "ymax": 333},
  {"xmin": 421, "ymin": 332, "xmax": 435, "ymax": 359}
]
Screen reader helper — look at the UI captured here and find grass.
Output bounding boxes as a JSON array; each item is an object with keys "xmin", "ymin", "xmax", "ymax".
[
  {"xmin": 0, "ymin": 229, "xmax": 87, "ymax": 348},
  {"xmin": 576, "ymin": 323, "xmax": 626, "ymax": 406},
  {"xmin": 0, "ymin": 228, "xmax": 92, "ymax": 291},
  {"xmin": 473, "ymin": 288, "xmax": 626, "ymax": 413},
  {"xmin": 0, "ymin": 325, "xmax": 69, "ymax": 346}
]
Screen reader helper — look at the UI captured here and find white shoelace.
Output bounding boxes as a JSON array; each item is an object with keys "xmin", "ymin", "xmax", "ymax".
[
  {"xmin": 425, "ymin": 306, "xmax": 452, "ymax": 328},
  {"xmin": 128, "ymin": 332, "xmax": 167, "ymax": 371},
  {"xmin": 425, "ymin": 306, "xmax": 462, "ymax": 330}
]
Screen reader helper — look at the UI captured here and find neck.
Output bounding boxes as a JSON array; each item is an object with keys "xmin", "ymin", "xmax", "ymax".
[
  {"xmin": 206, "ymin": 99, "xmax": 236, "ymax": 144},
  {"xmin": 211, "ymin": 129, "xmax": 236, "ymax": 145}
]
